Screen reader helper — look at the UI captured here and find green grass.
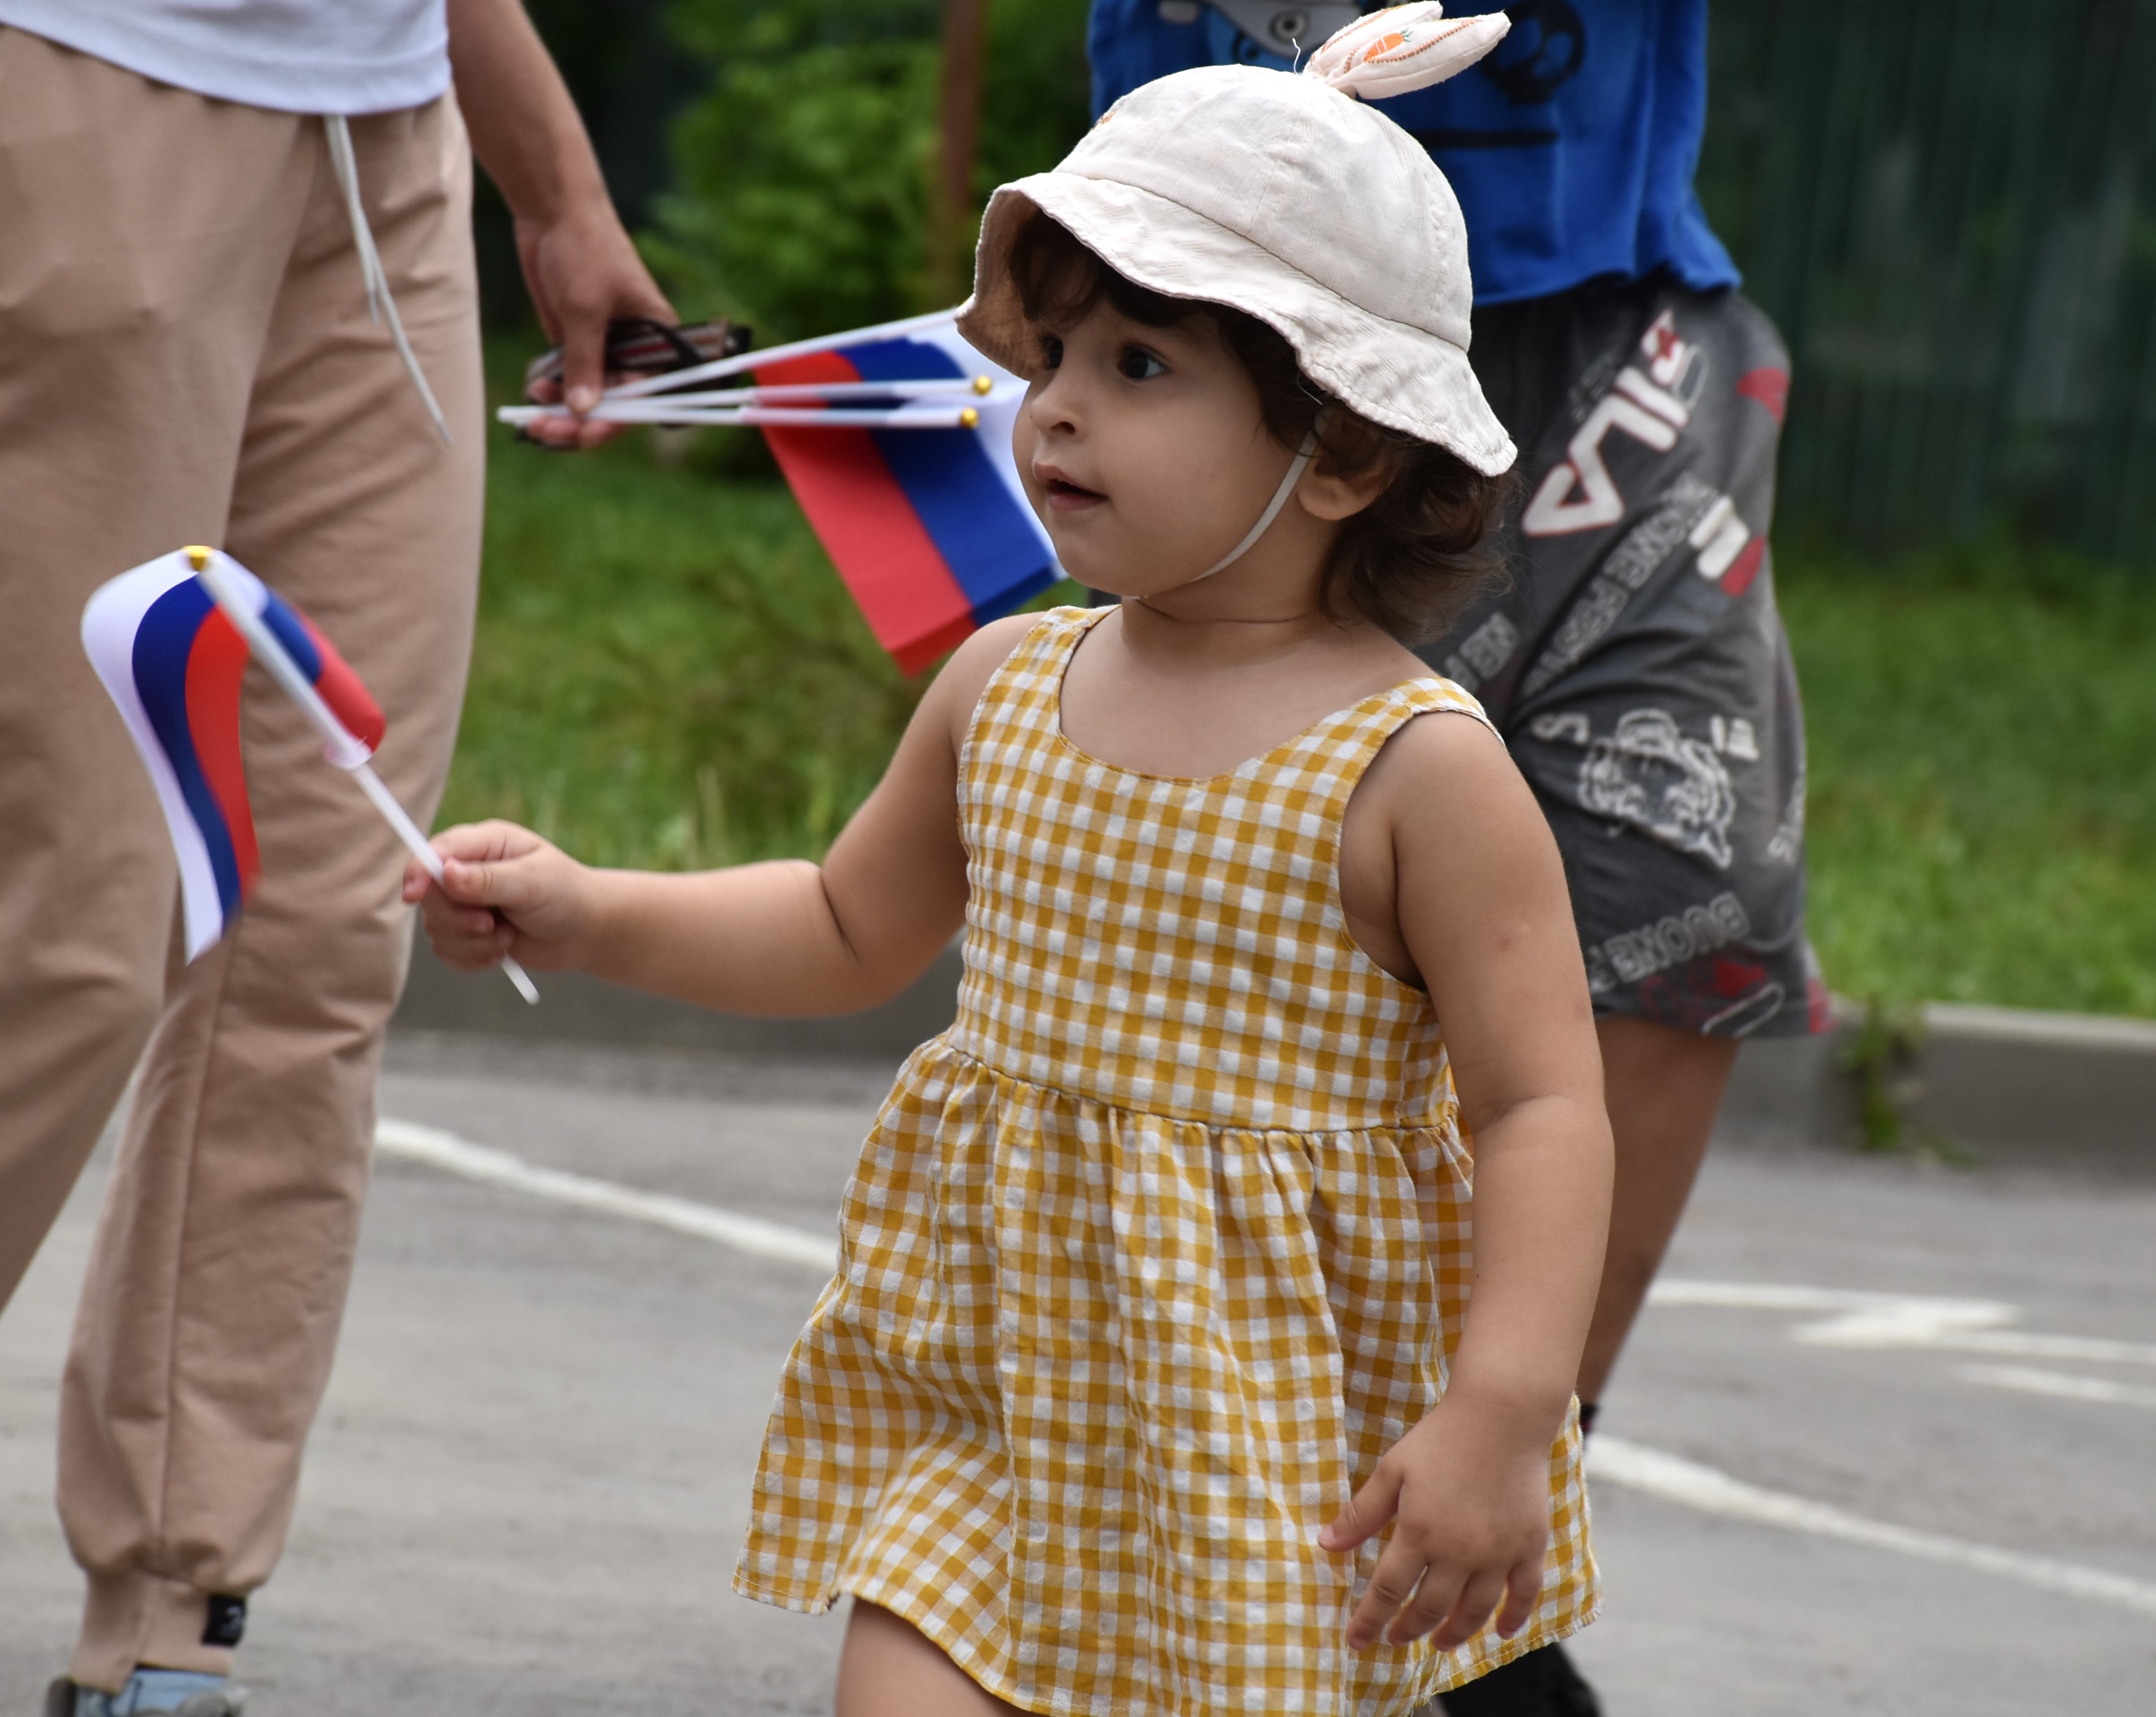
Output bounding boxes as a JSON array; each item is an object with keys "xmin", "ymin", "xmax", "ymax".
[
  {"xmin": 448, "ymin": 375, "xmax": 2156, "ymax": 1018},
  {"xmin": 450, "ymin": 427, "xmax": 928, "ymax": 869},
  {"xmin": 1779, "ymin": 545, "xmax": 2156, "ymax": 1018}
]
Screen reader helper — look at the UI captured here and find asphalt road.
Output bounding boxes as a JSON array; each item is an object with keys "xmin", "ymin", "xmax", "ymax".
[{"xmin": 3, "ymin": 1033, "xmax": 2152, "ymax": 1715}]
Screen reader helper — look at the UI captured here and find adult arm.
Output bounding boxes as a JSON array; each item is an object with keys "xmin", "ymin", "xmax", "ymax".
[{"xmin": 446, "ymin": 0, "xmax": 676, "ymax": 443}]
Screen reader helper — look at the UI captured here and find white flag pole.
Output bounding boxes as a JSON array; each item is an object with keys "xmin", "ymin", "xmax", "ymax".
[
  {"xmin": 646, "ymin": 377, "xmax": 990, "ymax": 406},
  {"xmin": 497, "ymin": 401, "xmax": 991, "ymax": 432},
  {"xmin": 600, "ymin": 305, "xmax": 965, "ymax": 401},
  {"xmin": 188, "ymin": 547, "xmax": 540, "ymax": 1007}
]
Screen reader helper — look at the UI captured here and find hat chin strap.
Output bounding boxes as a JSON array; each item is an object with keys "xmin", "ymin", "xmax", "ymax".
[{"xmin": 1179, "ymin": 423, "xmax": 1323, "ymax": 587}]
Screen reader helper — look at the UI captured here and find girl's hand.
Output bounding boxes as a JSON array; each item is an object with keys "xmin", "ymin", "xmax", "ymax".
[
  {"xmin": 402, "ymin": 820, "xmax": 595, "ymax": 972},
  {"xmin": 1319, "ymin": 1394, "xmax": 1555, "ymax": 1653}
]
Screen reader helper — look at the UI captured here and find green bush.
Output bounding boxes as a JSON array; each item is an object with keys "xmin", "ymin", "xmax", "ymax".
[{"xmin": 647, "ymin": 0, "xmax": 1092, "ymax": 344}]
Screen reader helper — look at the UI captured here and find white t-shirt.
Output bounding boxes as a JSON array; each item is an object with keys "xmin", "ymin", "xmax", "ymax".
[{"xmin": 0, "ymin": 0, "xmax": 449, "ymax": 115}]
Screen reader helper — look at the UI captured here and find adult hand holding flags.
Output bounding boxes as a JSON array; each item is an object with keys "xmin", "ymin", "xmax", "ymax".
[
  {"xmin": 499, "ymin": 309, "xmax": 1061, "ymax": 673},
  {"xmin": 80, "ymin": 547, "xmax": 538, "ymax": 1003}
]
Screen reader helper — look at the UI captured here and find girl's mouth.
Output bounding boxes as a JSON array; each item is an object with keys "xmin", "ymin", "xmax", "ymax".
[{"xmin": 1036, "ymin": 466, "xmax": 1106, "ymax": 512}]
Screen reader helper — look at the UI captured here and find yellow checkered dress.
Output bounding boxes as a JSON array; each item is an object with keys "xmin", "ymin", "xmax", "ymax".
[{"xmin": 736, "ymin": 607, "xmax": 1598, "ymax": 1713}]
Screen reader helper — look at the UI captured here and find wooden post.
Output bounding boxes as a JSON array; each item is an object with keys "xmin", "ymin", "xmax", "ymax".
[{"xmin": 932, "ymin": 0, "xmax": 990, "ymax": 304}]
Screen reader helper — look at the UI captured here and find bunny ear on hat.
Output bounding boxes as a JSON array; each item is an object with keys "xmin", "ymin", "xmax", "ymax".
[{"xmin": 1300, "ymin": 3, "xmax": 1510, "ymax": 101}]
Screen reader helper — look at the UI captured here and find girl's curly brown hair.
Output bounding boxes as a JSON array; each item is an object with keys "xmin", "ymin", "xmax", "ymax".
[{"xmin": 1007, "ymin": 213, "xmax": 1513, "ymax": 641}]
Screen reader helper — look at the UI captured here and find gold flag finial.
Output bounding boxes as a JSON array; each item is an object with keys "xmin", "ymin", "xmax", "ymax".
[{"xmin": 183, "ymin": 545, "xmax": 212, "ymax": 571}]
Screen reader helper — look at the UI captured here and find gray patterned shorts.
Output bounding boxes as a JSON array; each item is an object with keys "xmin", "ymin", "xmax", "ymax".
[{"xmin": 1422, "ymin": 274, "xmax": 1828, "ymax": 1038}]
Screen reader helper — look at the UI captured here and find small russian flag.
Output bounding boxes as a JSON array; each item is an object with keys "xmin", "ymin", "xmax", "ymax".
[
  {"xmin": 82, "ymin": 549, "xmax": 385, "ymax": 959},
  {"xmin": 753, "ymin": 317, "xmax": 1059, "ymax": 673}
]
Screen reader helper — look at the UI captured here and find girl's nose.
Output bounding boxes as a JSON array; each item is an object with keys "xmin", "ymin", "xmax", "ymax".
[{"xmin": 1026, "ymin": 367, "xmax": 1083, "ymax": 438}]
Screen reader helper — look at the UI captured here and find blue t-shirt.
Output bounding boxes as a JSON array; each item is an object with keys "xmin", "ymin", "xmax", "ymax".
[{"xmin": 1086, "ymin": 0, "xmax": 1738, "ymax": 305}]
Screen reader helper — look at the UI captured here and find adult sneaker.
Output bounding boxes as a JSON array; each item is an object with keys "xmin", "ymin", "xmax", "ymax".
[
  {"xmin": 1436, "ymin": 1643, "xmax": 1601, "ymax": 1716},
  {"xmin": 43, "ymin": 1673, "xmax": 248, "ymax": 1717}
]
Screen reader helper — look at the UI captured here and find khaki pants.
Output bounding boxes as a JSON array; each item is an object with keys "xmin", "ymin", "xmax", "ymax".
[{"xmin": 0, "ymin": 30, "xmax": 483, "ymax": 1687}]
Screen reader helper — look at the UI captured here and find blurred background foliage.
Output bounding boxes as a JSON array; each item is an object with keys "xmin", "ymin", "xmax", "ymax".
[
  {"xmin": 449, "ymin": 0, "xmax": 2156, "ymax": 1017},
  {"xmin": 481, "ymin": 0, "xmax": 1092, "ymax": 343},
  {"xmin": 1702, "ymin": 0, "xmax": 2156, "ymax": 564},
  {"xmin": 650, "ymin": 0, "xmax": 1090, "ymax": 342}
]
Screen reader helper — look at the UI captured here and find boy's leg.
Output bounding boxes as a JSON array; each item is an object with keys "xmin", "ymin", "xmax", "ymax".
[
  {"xmin": 0, "ymin": 30, "xmax": 316, "ymax": 1315},
  {"xmin": 56, "ymin": 96, "xmax": 483, "ymax": 1687},
  {"xmin": 837, "ymin": 1603, "xmax": 1027, "ymax": 1717},
  {"xmin": 1578, "ymin": 1017, "xmax": 1738, "ymax": 1405}
]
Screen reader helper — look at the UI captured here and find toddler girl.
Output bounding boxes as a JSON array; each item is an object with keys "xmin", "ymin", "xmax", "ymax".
[{"xmin": 412, "ymin": 10, "xmax": 1611, "ymax": 1712}]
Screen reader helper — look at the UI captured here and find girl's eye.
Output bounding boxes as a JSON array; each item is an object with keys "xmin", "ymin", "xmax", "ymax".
[
  {"xmin": 1041, "ymin": 334, "xmax": 1065, "ymax": 369},
  {"xmin": 1117, "ymin": 346, "xmax": 1167, "ymax": 380}
]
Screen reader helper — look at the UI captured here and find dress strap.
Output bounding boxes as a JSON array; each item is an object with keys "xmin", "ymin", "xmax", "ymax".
[
  {"xmin": 1260, "ymin": 674, "xmax": 1498, "ymax": 870},
  {"xmin": 957, "ymin": 605, "xmax": 1104, "ymax": 790}
]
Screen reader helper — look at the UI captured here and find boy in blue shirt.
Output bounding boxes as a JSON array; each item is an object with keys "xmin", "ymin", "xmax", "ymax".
[{"xmin": 1090, "ymin": 5, "xmax": 1826, "ymax": 1710}]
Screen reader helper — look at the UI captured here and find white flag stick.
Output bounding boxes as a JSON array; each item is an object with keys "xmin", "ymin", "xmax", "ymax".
[
  {"xmin": 601, "ymin": 305, "xmax": 965, "ymax": 401},
  {"xmin": 620, "ymin": 377, "xmax": 992, "ymax": 407},
  {"xmin": 498, "ymin": 402, "xmax": 989, "ymax": 431},
  {"xmin": 189, "ymin": 547, "xmax": 539, "ymax": 1007},
  {"xmin": 349, "ymin": 763, "xmax": 543, "ymax": 1006}
]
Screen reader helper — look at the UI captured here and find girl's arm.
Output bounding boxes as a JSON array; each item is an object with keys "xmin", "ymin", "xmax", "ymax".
[
  {"xmin": 407, "ymin": 613, "xmax": 1040, "ymax": 1015},
  {"xmin": 1321, "ymin": 712, "xmax": 1614, "ymax": 1652}
]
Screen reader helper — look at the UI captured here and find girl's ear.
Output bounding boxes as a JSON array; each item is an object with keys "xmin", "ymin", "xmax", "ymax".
[{"xmin": 1295, "ymin": 455, "xmax": 1389, "ymax": 523}]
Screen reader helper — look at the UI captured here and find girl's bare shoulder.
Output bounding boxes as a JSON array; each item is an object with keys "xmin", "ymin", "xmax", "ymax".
[
  {"xmin": 926, "ymin": 609, "xmax": 1064, "ymax": 747},
  {"xmin": 1350, "ymin": 699, "xmax": 1534, "ymax": 846}
]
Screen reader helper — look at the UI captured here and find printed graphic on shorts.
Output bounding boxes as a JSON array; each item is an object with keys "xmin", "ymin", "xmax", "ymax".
[
  {"xmin": 1601, "ymin": 470, "xmax": 1719, "ymax": 591},
  {"xmin": 1522, "ymin": 311, "xmax": 1706, "ymax": 538},
  {"xmin": 1638, "ymin": 309, "xmax": 1708, "ymax": 402},
  {"xmin": 1583, "ymin": 892, "xmax": 1786, "ymax": 1036},
  {"xmin": 1708, "ymin": 714, "xmax": 1759, "ymax": 761},
  {"xmin": 1440, "ymin": 611, "xmax": 1521, "ymax": 694},
  {"xmin": 1583, "ymin": 891, "xmax": 1750, "ymax": 992},
  {"xmin": 1766, "ymin": 767, "xmax": 1805, "ymax": 866},
  {"xmin": 1534, "ymin": 707, "xmax": 1737, "ymax": 868},
  {"xmin": 1684, "ymin": 489, "xmax": 1760, "ymax": 591},
  {"xmin": 1519, "ymin": 472, "xmax": 1720, "ymax": 697},
  {"xmin": 1644, "ymin": 961, "xmax": 1787, "ymax": 1037},
  {"xmin": 1735, "ymin": 365, "xmax": 1790, "ymax": 424}
]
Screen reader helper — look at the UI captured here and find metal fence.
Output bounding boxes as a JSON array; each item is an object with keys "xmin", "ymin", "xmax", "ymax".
[{"xmin": 1700, "ymin": 0, "xmax": 2156, "ymax": 563}]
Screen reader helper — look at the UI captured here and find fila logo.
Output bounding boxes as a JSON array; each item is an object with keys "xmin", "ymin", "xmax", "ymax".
[
  {"xmin": 1522, "ymin": 366, "xmax": 1689, "ymax": 536},
  {"xmin": 1523, "ymin": 311, "xmax": 1701, "ymax": 539}
]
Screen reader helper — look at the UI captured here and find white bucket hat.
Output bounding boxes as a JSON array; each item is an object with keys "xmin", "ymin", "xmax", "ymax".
[{"xmin": 957, "ymin": 3, "xmax": 1518, "ymax": 479}]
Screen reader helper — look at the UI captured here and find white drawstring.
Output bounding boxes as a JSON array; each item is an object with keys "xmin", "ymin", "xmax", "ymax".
[
  {"xmin": 1183, "ymin": 421, "xmax": 1324, "ymax": 585},
  {"xmin": 324, "ymin": 115, "xmax": 453, "ymax": 446}
]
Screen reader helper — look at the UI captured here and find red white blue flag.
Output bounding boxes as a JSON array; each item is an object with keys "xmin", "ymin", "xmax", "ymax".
[
  {"xmin": 752, "ymin": 318, "xmax": 1057, "ymax": 672},
  {"xmin": 82, "ymin": 549, "xmax": 385, "ymax": 958},
  {"xmin": 501, "ymin": 311, "xmax": 1061, "ymax": 674}
]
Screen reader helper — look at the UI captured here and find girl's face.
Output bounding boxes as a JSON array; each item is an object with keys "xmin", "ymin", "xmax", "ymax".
[{"xmin": 1013, "ymin": 301, "xmax": 1310, "ymax": 600}]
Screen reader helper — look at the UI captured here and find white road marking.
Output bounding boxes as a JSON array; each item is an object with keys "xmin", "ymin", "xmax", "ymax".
[
  {"xmin": 1960, "ymin": 1364, "xmax": 2156, "ymax": 1409},
  {"xmin": 1589, "ymin": 1437, "xmax": 2156, "ymax": 1617},
  {"xmin": 376, "ymin": 1119, "xmax": 2156, "ymax": 1615},
  {"xmin": 1649, "ymin": 1278, "xmax": 2156, "ymax": 1367},
  {"xmin": 374, "ymin": 1117, "xmax": 839, "ymax": 1272}
]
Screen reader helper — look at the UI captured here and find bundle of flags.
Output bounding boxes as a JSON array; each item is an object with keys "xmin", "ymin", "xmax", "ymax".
[
  {"xmin": 82, "ymin": 547, "xmax": 536, "ymax": 1001},
  {"xmin": 499, "ymin": 310, "xmax": 1060, "ymax": 673}
]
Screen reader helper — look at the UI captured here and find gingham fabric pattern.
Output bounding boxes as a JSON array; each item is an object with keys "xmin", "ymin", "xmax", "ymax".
[{"xmin": 736, "ymin": 608, "xmax": 1598, "ymax": 1714}]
